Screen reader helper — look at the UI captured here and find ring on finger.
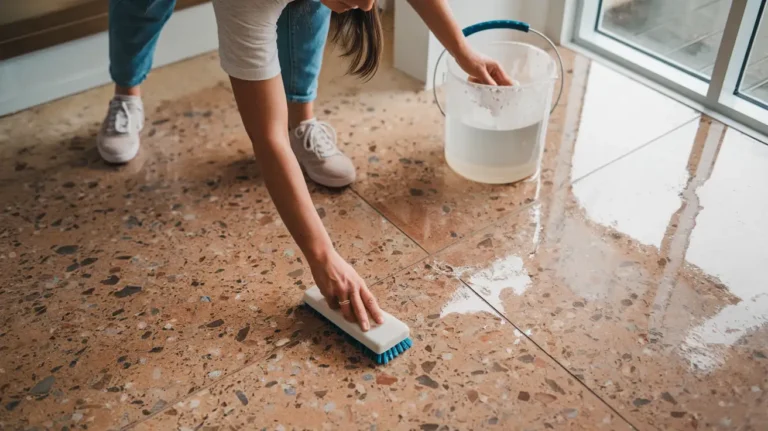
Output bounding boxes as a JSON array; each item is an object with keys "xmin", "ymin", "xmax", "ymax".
[{"xmin": 338, "ymin": 299, "xmax": 351, "ymax": 306}]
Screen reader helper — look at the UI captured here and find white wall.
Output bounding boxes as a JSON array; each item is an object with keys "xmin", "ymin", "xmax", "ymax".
[
  {"xmin": 393, "ymin": 0, "xmax": 563, "ymax": 88},
  {"xmin": 0, "ymin": 2, "xmax": 218, "ymax": 116}
]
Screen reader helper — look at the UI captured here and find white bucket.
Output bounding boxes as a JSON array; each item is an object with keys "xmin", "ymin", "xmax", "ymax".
[{"xmin": 443, "ymin": 41, "xmax": 558, "ymax": 184}]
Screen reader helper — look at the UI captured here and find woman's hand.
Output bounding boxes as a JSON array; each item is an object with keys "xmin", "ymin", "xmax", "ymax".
[
  {"xmin": 456, "ymin": 47, "xmax": 514, "ymax": 86},
  {"xmin": 309, "ymin": 249, "xmax": 384, "ymax": 331},
  {"xmin": 405, "ymin": 0, "xmax": 513, "ymax": 86}
]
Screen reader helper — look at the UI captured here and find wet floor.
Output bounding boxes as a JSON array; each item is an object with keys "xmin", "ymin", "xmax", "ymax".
[{"xmin": 1, "ymin": 21, "xmax": 767, "ymax": 431}]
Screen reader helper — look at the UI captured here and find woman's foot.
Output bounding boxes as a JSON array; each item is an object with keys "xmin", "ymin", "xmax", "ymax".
[
  {"xmin": 289, "ymin": 119, "xmax": 356, "ymax": 187},
  {"xmin": 97, "ymin": 95, "xmax": 144, "ymax": 164}
]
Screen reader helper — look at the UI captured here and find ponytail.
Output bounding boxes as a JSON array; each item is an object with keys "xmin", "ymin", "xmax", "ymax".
[{"xmin": 330, "ymin": 5, "xmax": 383, "ymax": 80}]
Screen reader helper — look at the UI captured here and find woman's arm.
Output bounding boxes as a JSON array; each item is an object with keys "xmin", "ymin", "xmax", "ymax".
[
  {"xmin": 229, "ymin": 75, "xmax": 384, "ymax": 331},
  {"xmin": 406, "ymin": 0, "xmax": 513, "ymax": 86}
]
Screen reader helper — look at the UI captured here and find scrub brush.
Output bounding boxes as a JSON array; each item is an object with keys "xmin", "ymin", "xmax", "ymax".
[{"xmin": 303, "ymin": 286, "xmax": 412, "ymax": 364}]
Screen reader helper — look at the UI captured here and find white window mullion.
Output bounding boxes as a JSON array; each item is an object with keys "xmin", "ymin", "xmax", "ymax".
[
  {"xmin": 708, "ymin": 0, "xmax": 763, "ymax": 103},
  {"xmin": 576, "ymin": 0, "xmax": 600, "ymax": 40}
]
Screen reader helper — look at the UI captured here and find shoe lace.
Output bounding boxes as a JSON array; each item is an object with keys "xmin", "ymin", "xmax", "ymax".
[
  {"xmin": 297, "ymin": 120, "xmax": 339, "ymax": 159},
  {"xmin": 105, "ymin": 99, "xmax": 141, "ymax": 135}
]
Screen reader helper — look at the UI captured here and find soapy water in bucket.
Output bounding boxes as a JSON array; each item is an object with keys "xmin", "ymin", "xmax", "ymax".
[
  {"xmin": 445, "ymin": 117, "xmax": 545, "ymax": 184},
  {"xmin": 443, "ymin": 41, "xmax": 557, "ymax": 184}
]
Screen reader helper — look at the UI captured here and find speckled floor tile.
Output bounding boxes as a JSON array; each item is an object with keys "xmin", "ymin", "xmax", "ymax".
[
  {"xmin": 135, "ymin": 263, "xmax": 630, "ymax": 431},
  {"xmin": 436, "ymin": 117, "xmax": 768, "ymax": 430},
  {"xmin": 0, "ymin": 83, "xmax": 426, "ymax": 430}
]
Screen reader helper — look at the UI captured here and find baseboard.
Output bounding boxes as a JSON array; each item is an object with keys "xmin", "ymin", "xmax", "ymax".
[{"xmin": 0, "ymin": 2, "xmax": 218, "ymax": 117}]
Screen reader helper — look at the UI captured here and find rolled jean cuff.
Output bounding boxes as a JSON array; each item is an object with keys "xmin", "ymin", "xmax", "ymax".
[
  {"xmin": 285, "ymin": 93, "xmax": 317, "ymax": 103},
  {"xmin": 110, "ymin": 69, "xmax": 149, "ymax": 88}
]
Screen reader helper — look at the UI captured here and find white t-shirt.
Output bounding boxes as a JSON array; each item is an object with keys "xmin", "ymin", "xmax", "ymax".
[{"xmin": 212, "ymin": 0, "xmax": 294, "ymax": 81}]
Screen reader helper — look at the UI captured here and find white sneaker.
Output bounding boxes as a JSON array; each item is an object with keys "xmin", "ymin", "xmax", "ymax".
[
  {"xmin": 289, "ymin": 119, "xmax": 356, "ymax": 188},
  {"xmin": 97, "ymin": 95, "xmax": 144, "ymax": 164}
]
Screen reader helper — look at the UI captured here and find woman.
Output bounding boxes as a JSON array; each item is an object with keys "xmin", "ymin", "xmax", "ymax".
[
  {"xmin": 102, "ymin": 0, "xmax": 511, "ymax": 331},
  {"xmin": 214, "ymin": 0, "xmax": 512, "ymax": 331},
  {"xmin": 98, "ymin": 0, "xmax": 343, "ymax": 177}
]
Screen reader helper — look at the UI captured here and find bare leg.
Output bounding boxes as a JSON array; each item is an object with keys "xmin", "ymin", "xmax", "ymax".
[
  {"xmin": 115, "ymin": 85, "xmax": 141, "ymax": 97},
  {"xmin": 288, "ymin": 102, "xmax": 314, "ymax": 129}
]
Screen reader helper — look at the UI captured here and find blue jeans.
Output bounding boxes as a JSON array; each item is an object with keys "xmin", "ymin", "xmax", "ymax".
[{"xmin": 108, "ymin": 0, "xmax": 330, "ymax": 102}]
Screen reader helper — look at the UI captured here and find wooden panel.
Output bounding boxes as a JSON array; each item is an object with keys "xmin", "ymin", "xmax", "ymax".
[{"xmin": 0, "ymin": 0, "xmax": 209, "ymax": 60}]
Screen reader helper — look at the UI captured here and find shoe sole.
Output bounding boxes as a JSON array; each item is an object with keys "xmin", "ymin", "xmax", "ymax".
[
  {"xmin": 97, "ymin": 138, "xmax": 139, "ymax": 164},
  {"xmin": 302, "ymin": 166, "xmax": 355, "ymax": 188}
]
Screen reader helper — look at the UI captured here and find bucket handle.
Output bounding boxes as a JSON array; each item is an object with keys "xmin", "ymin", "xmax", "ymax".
[{"xmin": 432, "ymin": 20, "xmax": 565, "ymax": 117}]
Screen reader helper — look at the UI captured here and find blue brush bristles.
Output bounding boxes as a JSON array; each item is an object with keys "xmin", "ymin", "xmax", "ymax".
[
  {"xmin": 305, "ymin": 304, "xmax": 412, "ymax": 365},
  {"xmin": 374, "ymin": 338, "xmax": 413, "ymax": 365}
]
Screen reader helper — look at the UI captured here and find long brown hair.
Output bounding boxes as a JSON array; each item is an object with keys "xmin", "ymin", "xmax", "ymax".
[{"xmin": 330, "ymin": 5, "xmax": 383, "ymax": 80}]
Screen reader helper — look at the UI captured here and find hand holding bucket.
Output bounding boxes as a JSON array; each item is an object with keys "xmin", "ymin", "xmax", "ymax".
[
  {"xmin": 434, "ymin": 20, "xmax": 564, "ymax": 116},
  {"xmin": 434, "ymin": 20, "xmax": 565, "ymax": 184}
]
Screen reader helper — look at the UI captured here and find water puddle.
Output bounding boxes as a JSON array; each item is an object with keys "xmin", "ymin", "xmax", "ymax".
[{"xmin": 439, "ymin": 255, "xmax": 531, "ymax": 318}]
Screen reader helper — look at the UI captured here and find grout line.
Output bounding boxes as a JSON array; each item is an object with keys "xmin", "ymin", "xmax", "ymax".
[
  {"xmin": 455, "ymin": 277, "xmax": 640, "ymax": 430},
  {"xmin": 427, "ymin": 199, "xmax": 539, "ymax": 259},
  {"xmin": 349, "ymin": 187, "xmax": 430, "ymax": 256},
  {"xmin": 571, "ymin": 116, "xmax": 702, "ymax": 185}
]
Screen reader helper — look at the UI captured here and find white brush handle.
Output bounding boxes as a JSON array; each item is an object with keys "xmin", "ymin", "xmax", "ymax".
[{"xmin": 303, "ymin": 286, "xmax": 410, "ymax": 355}]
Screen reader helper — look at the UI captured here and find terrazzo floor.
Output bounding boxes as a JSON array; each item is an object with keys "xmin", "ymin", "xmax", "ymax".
[{"xmin": 1, "ymin": 17, "xmax": 767, "ymax": 431}]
